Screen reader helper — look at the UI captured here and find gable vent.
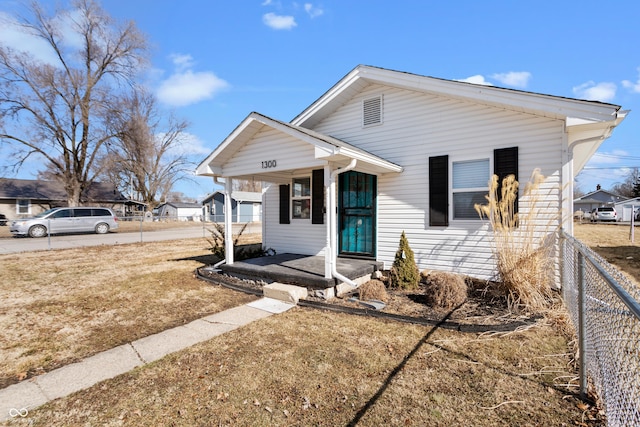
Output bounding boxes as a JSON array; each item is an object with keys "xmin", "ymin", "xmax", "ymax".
[{"xmin": 362, "ymin": 95, "xmax": 383, "ymax": 127}]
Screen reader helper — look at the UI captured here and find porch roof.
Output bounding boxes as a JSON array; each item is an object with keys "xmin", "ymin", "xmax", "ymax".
[{"xmin": 196, "ymin": 112, "xmax": 403, "ymax": 182}]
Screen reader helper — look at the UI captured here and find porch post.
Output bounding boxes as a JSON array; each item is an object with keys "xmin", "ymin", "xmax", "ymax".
[
  {"xmin": 324, "ymin": 165, "xmax": 332, "ymax": 279},
  {"xmin": 224, "ymin": 177, "xmax": 234, "ymax": 265}
]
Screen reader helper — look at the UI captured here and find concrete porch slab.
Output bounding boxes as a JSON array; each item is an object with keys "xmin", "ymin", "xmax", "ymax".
[{"xmin": 219, "ymin": 253, "xmax": 382, "ymax": 289}]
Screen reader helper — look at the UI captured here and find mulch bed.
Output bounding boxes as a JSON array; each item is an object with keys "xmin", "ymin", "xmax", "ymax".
[{"xmin": 197, "ymin": 267, "xmax": 544, "ymax": 330}]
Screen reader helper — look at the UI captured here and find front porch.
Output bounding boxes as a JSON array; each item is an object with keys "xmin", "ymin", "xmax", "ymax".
[{"xmin": 219, "ymin": 253, "xmax": 382, "ymax": 291}]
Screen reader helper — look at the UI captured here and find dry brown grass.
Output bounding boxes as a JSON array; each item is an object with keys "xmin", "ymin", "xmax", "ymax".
[
  {"xmin": 17, "ymin": 309, "xmax": 596, "ymax": 426},
  {"xmin": 0, "ymin": 237, "xmax": 257, "ymax": 389},
  {"xmin": 3, "ymin": 224, "xmax": 629, "ymax": 425},
  {"xmin": 574, "ymin": 222, "xmax": 640, "ymax": 285}
]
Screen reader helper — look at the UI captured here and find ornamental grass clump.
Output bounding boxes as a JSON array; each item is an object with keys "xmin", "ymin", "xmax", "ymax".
[
  {"xmin": 474, "ymin": 169, "xmax": 556, "ymax": 312},
  {"xmin": 390, "ymin": 231, "xmax": 420, "ymax": 290}
]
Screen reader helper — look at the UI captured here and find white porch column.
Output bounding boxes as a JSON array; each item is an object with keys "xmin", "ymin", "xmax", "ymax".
[
  {"xmin": 324, "ymin": 165, "xmax": 332, "ymax": 279},
  {"xmin": 224, "ymin": 177, "xmax": 234, "ymax": 265}
]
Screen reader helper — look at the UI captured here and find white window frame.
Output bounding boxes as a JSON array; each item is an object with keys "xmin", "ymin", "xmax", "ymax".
[
  {"xmin": 291, "ymin": 176, "xmax": 311, "ymax": 220},
  {"xmin": 16, "ymin": 199, "xmax": 31, "ymax": 215},
  {"xmin": 451, "ymin": 157, "xmax": 491, "ymax": 221}
]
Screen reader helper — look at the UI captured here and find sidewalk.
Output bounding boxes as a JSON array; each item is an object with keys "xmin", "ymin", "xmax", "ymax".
[{"xmin": 1, "ymin": 298, "xmax": 295, "ymax": 421}]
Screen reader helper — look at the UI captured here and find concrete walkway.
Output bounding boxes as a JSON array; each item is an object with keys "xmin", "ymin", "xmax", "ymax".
[{"xmin": 0, "ymin": 298, "xmax": 295, "ymax": 421}]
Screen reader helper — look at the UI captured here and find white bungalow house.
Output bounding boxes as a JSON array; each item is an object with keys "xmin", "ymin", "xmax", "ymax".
[
  {"xmin": 155, "ymin": 202, "xmax": 202, "ymax": 221},
  {"xmin": 196, "ymin": 65, "xmax": 626, "ymax": 286}
]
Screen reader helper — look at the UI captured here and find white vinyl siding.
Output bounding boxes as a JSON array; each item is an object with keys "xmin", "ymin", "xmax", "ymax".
[
  {"xmin": 311, "ymin": 83, "xmax": 564, "ymax": 281},
  {"xmin": 263, "ymin": 179, "xmax": 326, "ymax": 256}
]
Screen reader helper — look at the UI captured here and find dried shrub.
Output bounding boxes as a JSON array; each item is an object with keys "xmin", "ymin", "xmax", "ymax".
[
  {"xmin": 474, "ymin": 169, "xmax": 556, "ymax": 312},
  {"xmin": 358, "ymin": 280, "xmax": 388, "ymax": 302},
  {"xmin": 390, "ymin": 231, "xmax": 420, "ymax": 290},
  {"xmin": 422, "ymin": 270, "xmax": 467, "ymax": 310}
]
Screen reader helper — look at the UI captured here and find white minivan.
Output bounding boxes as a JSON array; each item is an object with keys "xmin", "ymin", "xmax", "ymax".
[{"xmin": 10, "ymin": 207, "xmax": 119, "ymax": 237}]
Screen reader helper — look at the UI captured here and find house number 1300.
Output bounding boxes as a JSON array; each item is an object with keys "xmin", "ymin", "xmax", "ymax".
[{"xmin": 261, "ymin": 160, "xmax": 277, "ymax": 169}]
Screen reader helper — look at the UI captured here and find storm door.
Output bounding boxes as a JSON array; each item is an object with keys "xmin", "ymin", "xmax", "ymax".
[{"xmin": 338, "ymin": 171, "xmax": 376, "ymax": 257}]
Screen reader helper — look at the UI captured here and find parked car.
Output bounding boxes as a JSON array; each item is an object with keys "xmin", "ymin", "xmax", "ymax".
[
  {"xmin": 9, "ymin": 207, "xmax": 119, "ymax": 238},
  {"xmin": 590, "ymin": 206, "xmax": 617, "ymax": 222},
  {"xmin": 0, "ymin": 213, "xmax": 7, "ymax": 226}
]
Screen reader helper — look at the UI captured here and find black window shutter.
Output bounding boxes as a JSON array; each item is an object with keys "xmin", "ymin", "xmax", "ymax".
[
  {"xmin": 312, "ymin": 169, "xmax": 325, "ymax": 224},
  {"xmin": 279, "ymin": 184, "xmax": 290, "ymax": 224},
  {"xmin": 429, "ymin": 155, "xmax": 449, "ymax": 226},
  {"xmin": 494, "ymin": 147, "xmax": 519, "ymax": 213}
]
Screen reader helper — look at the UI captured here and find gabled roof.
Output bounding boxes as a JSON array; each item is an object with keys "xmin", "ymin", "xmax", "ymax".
[
  {"xmin": 574, "ymin": 189, "xmax": 627, "ymax": 203},
  {"xmin": 196, "ymin": 112, "xmax": 403, "ymax": 179},
  {"xmin": 160, "ymin": 202, "xmax": 201, "ymax": 209},
  {"xmin": 290, "ymin": 65, "xmax": 627, "ymax": 174},
  {"xmin": 292, "ymin": 65, "xmax": 623, "ymax": 128},
  {"xmin": 0, "ymin": 178, "xmax": 127, "ymax": 202},
  {"xmin": 202, "ymin": 191, "xmax": 263, "ymax": 204}
]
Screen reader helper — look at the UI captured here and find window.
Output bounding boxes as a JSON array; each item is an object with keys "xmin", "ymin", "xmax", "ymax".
[
  {"xmin": 16, "ymin": 199, "xmax": 30, "ymax": 215},
  {"xmin": 428, "ymin": 147, "xmax": 518, "ymax": 226},
  {"xmin": 291, "ymin": 177, "xmax": 311, "ymax": 219},
  {"xmin": 452, "ymin": 158, "xmax": 490, "ymax": 219}
]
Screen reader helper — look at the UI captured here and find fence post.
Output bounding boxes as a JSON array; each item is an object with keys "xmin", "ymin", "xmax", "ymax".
[
  {"xmin": 577, "ymin": 251, "xmax": 587, "ymax": 400},
  {"xmin": 139, "ymin": 215, "xmax": 143, "ymax": 242}
]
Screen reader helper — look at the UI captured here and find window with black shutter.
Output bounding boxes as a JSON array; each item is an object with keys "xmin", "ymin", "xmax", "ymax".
[
  {"xmin": 494, "ymin": 147, "xmax": 519, "ymax": 214},
  {"xmin": 311, "ymin": 169, "xmax": 325, "ymax": 224},
  {"xmin": 429, "ymin": 155, "xmax": 449, "ymax": 226},
  {"xmin": 279, "ymin": 184, "xmax": 290, "ymax": 224}
]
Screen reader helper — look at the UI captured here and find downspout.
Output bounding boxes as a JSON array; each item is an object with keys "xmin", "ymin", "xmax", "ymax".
[{"xmin": 329, "ymin": 159, "xmax": 358, "ymax": 287}]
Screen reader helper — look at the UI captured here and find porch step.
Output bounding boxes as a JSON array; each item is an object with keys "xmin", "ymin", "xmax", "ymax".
[{"xmin": 263, "ymin": 282, "xmax": 308, "ymax": 304}]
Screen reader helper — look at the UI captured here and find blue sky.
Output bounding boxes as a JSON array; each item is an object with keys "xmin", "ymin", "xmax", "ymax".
[{"xmin": 1, "ymin": 0, "xmax": 639, "ymax": 200}]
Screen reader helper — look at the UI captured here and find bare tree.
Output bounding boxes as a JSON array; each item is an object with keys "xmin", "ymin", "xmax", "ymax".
[
  {"xmin": 611, "ymin": 167, "xmax": 640, "ymax": 198},
  {"xmin": 0, "ymin": 0, "xmax": 148, "ymax": 206},
  {"xmin": 102, "ymin": 89, "xmax": 192, "ymax": 209},
  {"xmin": 233, "ymin": 178, "xmax": 262, "ymax": 192}
]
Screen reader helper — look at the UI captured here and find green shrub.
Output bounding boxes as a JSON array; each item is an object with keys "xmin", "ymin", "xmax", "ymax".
[{"xmin": 390, "ymin": 231, "xmax": 420, "ymax": 290}]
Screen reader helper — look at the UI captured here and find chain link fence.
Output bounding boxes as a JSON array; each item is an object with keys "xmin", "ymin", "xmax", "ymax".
[{"xmin": 561, "ymin": 230, "xmax": 640, "ymax": 427}]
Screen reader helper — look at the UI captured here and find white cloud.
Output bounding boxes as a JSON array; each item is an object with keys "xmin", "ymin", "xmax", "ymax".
[
  {"xmin": 622, "ymin": 67, "xmax": 640, "ymax": 93},
  {"xmin": 304, "ymin": 3, "xmax": 324, "ymax": 18},
  {"xmin": 457, "ymin": 75, "xmax": 493, "ymax": 86},
  {"xmin": 263, "ymin": 12, "xmax": 297, "ymax": 30},
  {"xmin": 572, "ymin": 81, "xmax": 617, "ymax": 102},
  {"xmin": 490, "ymin": 71, "xmax": 531, "ymax": 88},
  {"xmin": 156, "ymin": 54, "xmax": 229, "ymax": 107},
  {"xmin": 0, "ymin": 12, "xmax": 58, "ymax": 63},
  {"xmin": 161, "ymin": 131, "xmax": 211, "ymax": 157},
  {"xmin": 169, "ymin": 53, "xmax": 195, "ymax": 72}
]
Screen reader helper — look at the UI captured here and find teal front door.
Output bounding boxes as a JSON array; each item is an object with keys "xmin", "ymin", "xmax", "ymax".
[{"xmin": 338, "ymin": 171, "xmax": 376, "ymax": 257}]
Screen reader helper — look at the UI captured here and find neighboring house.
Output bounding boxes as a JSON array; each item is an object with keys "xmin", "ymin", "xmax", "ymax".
[
  {"xmin": 196, "ymin": 65, "xmax": 626, "ymax": 284},
  {"xmin": 574, "ymin": 186, "xmax": 627, "ymax": 217},
  {"xmin": 156, "ymin": 202, "xmax": 202, "ymax": 220},
  {"xmin": 201, "ymin": 191, "xmax": 262, "ymax": 223},
  {"xmin": 614, "ymin": 197, "xmax": 640, "ymax": 222},
  {"xmin": 0, "ymin": 178, "xmax": 129, "ymax": 220}
]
